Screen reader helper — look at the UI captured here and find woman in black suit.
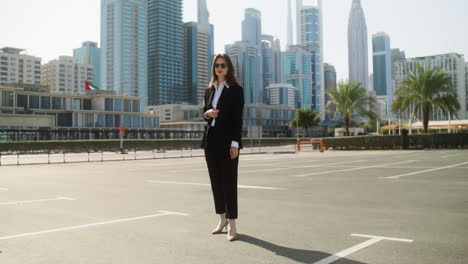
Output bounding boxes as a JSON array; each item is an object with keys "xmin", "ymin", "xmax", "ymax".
[{"xmin": 201, "ymin": 54, "xmax": 244, "ymax": 241}]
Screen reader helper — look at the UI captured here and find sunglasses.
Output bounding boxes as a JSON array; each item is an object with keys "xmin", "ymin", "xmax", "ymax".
[{"xmin": 215, "ymin": 63, "xmax": 227, "ymax": 69}]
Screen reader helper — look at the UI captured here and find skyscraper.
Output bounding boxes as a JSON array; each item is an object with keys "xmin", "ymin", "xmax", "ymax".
[
  {"xmin": 183, "ymin": 0, "xmax": 214, "ymax": 105},
  {"xmin": 148, "ymin": 0, "xmax": 185, "ymax": 105},
  {"xmin": 242, "ymin": 8, "xmax": 263, "ymax": 105},
  {"xmin": 287, "ymin": 0, "xmax": 293, "ymax": 48},
  {"xmin": 225, "ymin": 41, "xmax": 261, "ymax": 105},
  {"xmin": 74, "ymin": 41, "xmax": 101, "ymax": 87},
  {"xmin": 372, "ymin": 32, "xmax": 392, "ymax": 116},
  {"xmin": 100, "ymin": 0, "xmax": 147, "ymax": 110},
  {"xmin": 283, "ymin": 45, "xmax": 312, "ymax": 110},
  {"xmin": 348, "ymin": 0, "xmax": 369, "ymax": 92},
  {"xmin": 262, "ymin": 35, "xmax": 282, "ymax": 104},
  {"xmin": 391, "ymin": 48, "xmax": 406, "ymax": 79},
  {"xmin": 296, "ymin": 0, "xmax": 324, "ymax": 116},
  {"xmin": 324, "ymin": 63, "xmax": 337, "ymax": 121},
  {"xmin": 197, "ymin": 0, "xmax": 214, "ymax": 82}
]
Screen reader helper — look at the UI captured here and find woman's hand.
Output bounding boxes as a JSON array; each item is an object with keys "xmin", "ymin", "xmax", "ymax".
[
  {"xmin": 230, "ymin": 147, "xmax": 239, "ymax": 159},
  {"xmin": 205, "ymin": 109, "xmax": 219, "ymax": 118}
]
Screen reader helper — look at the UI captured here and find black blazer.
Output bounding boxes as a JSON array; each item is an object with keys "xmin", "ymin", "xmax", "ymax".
[{"xmin": 201, "ymin": 82, "xmax": 244, "ymax": 150}]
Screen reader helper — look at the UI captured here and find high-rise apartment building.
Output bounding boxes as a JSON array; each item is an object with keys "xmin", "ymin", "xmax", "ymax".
[
  {"xmin": 148, "ymin": 0, "xmax": 185, "ymax": 105},
  {"xmin": 324, "ymin": 63, "xmax": 337, "ymax": 121},
  {"xmin": 73, "ymin": 41, "xmax": 101, "ymax": 88},
  {"xmin": 184, "ymin": 22, "xmax": 213, "ymax": 105},
  {"xmin": 348, "ymin": 0, "xmax": 369, "ymax": 91},
  {"xmin": 183, "ymin": 0, "xmax": 214, "ymax": 105},
  {"xmin": 41, "ymin": 56, "xmax": 94, "ymax": 94},
  {"xmin": 225, "ymin": 41, "xmax": 261, "ymax": 105},
  {"xmin": 242, "ymin": 8, "xmax": 263, "ymax": 105},
  {"xmin": 283, "ymin": 45, "xmax": 312, "ymax": 110},
  {"xmin": 100, "ymin": 0, "xmax": 147, "ymax": 110},
  {"xmin": 262, "ymin": 35, "xmax": 282, "ymax": 104},
  {"xmin": 391, "ymin": 48, "xmax": 406, "ymax": 79},
  {"xmin": 296, "ymin": 0, "xmax": 324, "ymax": 116},
  {"xmin": 372, "ymin": 32, "xmax": 392, "ymax": 116},
  {"xmin": 0, "ymin": 47, "xmax": 41, "ymax": 87},
  {"xmin": 394, "ymin": 53, "xmax": 467, "ymax": 120}
]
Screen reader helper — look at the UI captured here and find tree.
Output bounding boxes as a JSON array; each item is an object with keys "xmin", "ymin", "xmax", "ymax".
[
  {"xmin": 291, "ymin": 109, "xmax": 321, "ymax": 137},
  {"xmin": 391, "ymin": 65, "xmax": 460, "ymax": 133},
  {"xmin": 325, "ymin": 81, "xmax": 376, "ymax": 136}
]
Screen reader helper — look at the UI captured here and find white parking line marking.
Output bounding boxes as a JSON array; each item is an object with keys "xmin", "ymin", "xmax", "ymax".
[
  {"xmin": 313, "ymin": 234, "xmax": 413, "ymax": 264},
  {"xmin": 147, "ymin": 180, "xmax": 287, "ymax": 190},
  {"xmin": 441, "ymin": 154, "xmax": 464, "ymax": 158},
  {"xmin": 440, "ymin": 150, "xmax": 458, "ymax": 154},
  {"xmin": 382, "ymin": 161, "xmax": 468, "ymax": 179},
  {"xmin": 0, "ymin": 196, "xmax": 76, "ymax": 206},
  {"xmin": 167, "ymin": 159, "xmax": 320, "ymax": 173},
  {"xmin": 0, "ymin": 188, "xmax": 8, "ymax": 191},
  {"xmin": 294, "ymin": 160, "xmax": 417, "ymax": 177},
  {"xmin": 0, "ymin": 211, "xmax": 189, "ymax": 240},
  {"xmin": 243, "ymin": 160, "xmax": 366, "ymax": 173}
]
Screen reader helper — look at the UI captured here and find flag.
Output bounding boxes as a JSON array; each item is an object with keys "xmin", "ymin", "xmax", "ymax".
[{"xmin": 85, "ymin": 80, "xmax": 100, "ymax": 91}]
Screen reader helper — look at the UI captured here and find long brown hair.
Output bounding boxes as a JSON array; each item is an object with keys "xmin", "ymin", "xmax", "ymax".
[{"xmin": 209, "ymin": 53, "xmax": 240, "ymax": 88}]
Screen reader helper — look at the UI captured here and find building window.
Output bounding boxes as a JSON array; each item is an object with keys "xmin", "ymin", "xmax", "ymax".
[
  {"xmin": 105, "ymin": 98, "xmax": 113, "ymax": 111},
  {"xmin": 72, "ymin": 98, "xmax": 81, "ymax": 110},
  {"xmin": 132, "ymin": 100, "xmax": 140, "ymax": 112},
  {"xmin": 29, "ymin": 96, "xmax": 40, "ymax": 109},
  {"xmin": 52, "ymin": 97, "xmax": 62, "ymax": 110},
  {"xmin": 114, "ymin": 98, "xmax": 122, "ymax": 112},
  {"xmin": 114, "ymin": 115, "xmax": 121, "ymax": 128},
  {"xmin": 83, "ymin": 99, "xmax": 92, "ymax": 110},
  {"xmin": 105, "ymin": 114, "xmax": 113, "ymax": 127},
  {"xmin": 57, "ymin": 113, "xmax": 73, "ymax": 127},
  {"xmin": 132, "ymin": 115, "xmax": 140, "ymax": 128},
  {"xmin": 95, "ymin": 114, "xmax": 104, "ymax": 128},
  {"xmin": 17, "ymin": 94, "xmax": 28, "ymax": 108},
  {"xmin": 1, "ymin": 91, "xmax": 14, "ymax": 107},
  {"xmin": 123, "ymin": 99, "xmax": 131, "ymax": 112},
  {"xmin": 40, "ymin": 96, "xmax": 51, "ymax": 109}
]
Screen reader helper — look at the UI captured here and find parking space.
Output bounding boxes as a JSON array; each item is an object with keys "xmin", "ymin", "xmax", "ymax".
[{"xmin": 0, "ymin": 149, "xmax": 467, "ymax": 263}]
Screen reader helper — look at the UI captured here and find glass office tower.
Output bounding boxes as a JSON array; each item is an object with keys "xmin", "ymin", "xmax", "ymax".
[
  {"xmin": 100, "ymin": 0, "xmax": 147, "ymax": 110},
  {"xmin": 372, "ymin": 32, "xmax": 392, "ymax": 116},
  {"xmin": 147, "ymin": 0, "xmax": 185, "ymax": 105},
  {"xmin": 283, "ymin": 46, "xmax": 312, "ymax": 110}
]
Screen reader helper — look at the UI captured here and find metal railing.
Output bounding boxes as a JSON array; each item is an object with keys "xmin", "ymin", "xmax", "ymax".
[{"xmin": 0, "ymin": 145, "xmax": 297, "ymax": 166}]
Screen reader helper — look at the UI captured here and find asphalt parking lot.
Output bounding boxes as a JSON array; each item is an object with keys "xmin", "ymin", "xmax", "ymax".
[{"xmin": 0, "ymin": 149, "xmax": 467, "ymax": 263}]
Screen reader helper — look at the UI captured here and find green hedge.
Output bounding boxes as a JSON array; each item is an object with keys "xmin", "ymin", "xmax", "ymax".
[
  {"xmin": 319, "ymin": 133, "xmax": 468, "ymax": 150},
  {"xmin": 0, "ymin": 138, "xmax": 298, "ymax": 154},
  {"xmin": 2, "ymin": 134, "xmax": 465, "ymax": 153}
]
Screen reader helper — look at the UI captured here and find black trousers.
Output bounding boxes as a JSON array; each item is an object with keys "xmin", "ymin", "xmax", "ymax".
[{"xmin": 204, "ymin": 129, "xmax": 239, "ymax": 219}]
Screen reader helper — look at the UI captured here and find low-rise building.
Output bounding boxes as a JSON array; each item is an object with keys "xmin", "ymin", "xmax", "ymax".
[{"xmin": 0, "ymin": 85, "xmax": 157, "ymax": 129}]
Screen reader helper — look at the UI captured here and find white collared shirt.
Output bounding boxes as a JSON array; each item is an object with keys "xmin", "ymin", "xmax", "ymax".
[
  {"xmin": 211, "ymin": 81, "xmax": 229, "ymax": 111},
  {"xmin": 205, "ymin": 81, "xmax": 239, "ymax": 148}
]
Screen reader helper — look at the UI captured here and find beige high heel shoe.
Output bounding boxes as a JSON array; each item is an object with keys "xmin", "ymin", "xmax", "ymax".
[
  {"xmin": 227, "ymin": 220, "xmax": 237, "ymax": 241},
  {"xmin": 212, "ymin": 219, "xmax": 228, "ymax": 234}
]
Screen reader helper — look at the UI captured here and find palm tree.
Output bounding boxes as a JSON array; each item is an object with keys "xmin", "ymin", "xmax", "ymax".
[
  {"xmin": 391, "ymin": 65, "xmax": 460, "ymax": 133},
  {"xmin": 326, "ymin": 81, "xmax": 376, "ymax": 136},
  {"xmin": 291, "ymin": 109, "xmax": 321, "ymax": 137}
]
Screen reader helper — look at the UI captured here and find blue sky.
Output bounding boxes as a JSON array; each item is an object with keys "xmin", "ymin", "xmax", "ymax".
[{"xmin": 1, "ymin": 0, "xmax": 467, "ymax": 80}]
